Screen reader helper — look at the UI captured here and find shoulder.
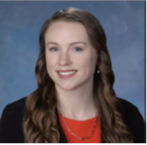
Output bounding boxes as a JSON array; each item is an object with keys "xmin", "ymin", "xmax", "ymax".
[
  {"xmin": 4, "ymin": 97, "xmax": 27, "ymax": 114},
  {"xmin": 117, "ymin": 98, "xmax": 146, "ymax": 143},
  {"xmin": 118, "ymin": 98, "xmax": 137, "ymax": 114},
  {"xmin": 1, "ymin": 97, "xmax": 27, "ymax": 120},
  {"xmin": 118, "ymin": 98, "xmax": 144, "ymax": 122},
  {"xmin": 0, "ymin": 97, "xmax": 27, "ymax": 143}
]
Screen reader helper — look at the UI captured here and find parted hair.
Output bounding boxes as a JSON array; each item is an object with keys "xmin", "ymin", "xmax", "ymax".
[{"xmin": 23, "ymin": 7, "xmax": 133, "ymax": 143}]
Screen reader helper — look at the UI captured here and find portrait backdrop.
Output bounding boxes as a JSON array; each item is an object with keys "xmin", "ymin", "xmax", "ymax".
[{"xmin": 0, "ymin": 1, "xmax": 145, "ymax": 120}]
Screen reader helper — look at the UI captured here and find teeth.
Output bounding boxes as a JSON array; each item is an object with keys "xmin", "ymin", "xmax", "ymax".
[{"xmin": 59, "ymin": 71, "xmax": 76, "ymax": 75}]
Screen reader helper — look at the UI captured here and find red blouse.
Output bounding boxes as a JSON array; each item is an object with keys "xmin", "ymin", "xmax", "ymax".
[{"xmin": 58, "ymin": 113, "xmax": 101, "ymax": 143}]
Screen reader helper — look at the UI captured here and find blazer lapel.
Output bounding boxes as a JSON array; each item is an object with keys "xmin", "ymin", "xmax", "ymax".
[
  {"xmin": 55, "ymin": 108, "xmax": 68, "ymax": 143},
  {"xmin": 55, "ymin": 107, "xmax": 107, "ymax": 143}
]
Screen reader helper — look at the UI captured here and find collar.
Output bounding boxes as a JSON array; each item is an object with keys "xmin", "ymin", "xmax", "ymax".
[{"xmin": 55, "ymin": 107, "xmax": 106, "ymax": 143}]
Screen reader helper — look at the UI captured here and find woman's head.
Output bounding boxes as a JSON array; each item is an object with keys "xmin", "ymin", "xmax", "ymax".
[
  {"xmin": 36, "ymin": 7, "xmax": 114, "ymax": 91},
  {"xmin": 24, "ymin": 8, "xmax": 132, "ymax": 143},
  {"xmin": 45, "ymin": 21, "xmax": 98, "ymax": 91}
]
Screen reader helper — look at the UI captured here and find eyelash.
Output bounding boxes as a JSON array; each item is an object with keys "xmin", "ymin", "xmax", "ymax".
[
  {"xmin": 50, "ymin": 47, "xmax": 82, "ymax": 51},
  {"xmin": 49, "ymin": 47, "xmax": 58, "ymax": 51},
  {"xmin": 73, "ymin": 47, "xmax": 82, "ymax": 52}
]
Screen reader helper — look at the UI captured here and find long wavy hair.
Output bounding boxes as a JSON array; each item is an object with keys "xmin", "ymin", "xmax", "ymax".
[{"xmin": 23, "ymin": 7, "xmax": 133, "ymax": 143}]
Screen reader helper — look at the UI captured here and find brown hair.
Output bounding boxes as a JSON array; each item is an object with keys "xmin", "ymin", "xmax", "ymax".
[{"xmin": 23, "ymin": 7, "xmax": 133, "ymax": 143}]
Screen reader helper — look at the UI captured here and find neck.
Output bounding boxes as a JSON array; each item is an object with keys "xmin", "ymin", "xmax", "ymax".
[{"xmin": 56, "ymin": 79, "xmax": 96, "ymax": 121}]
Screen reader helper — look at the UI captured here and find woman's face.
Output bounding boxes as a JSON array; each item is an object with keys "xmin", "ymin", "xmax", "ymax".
[{"xmin": 45, "ymin": 21, "xmax": 98, "ymax": 91}]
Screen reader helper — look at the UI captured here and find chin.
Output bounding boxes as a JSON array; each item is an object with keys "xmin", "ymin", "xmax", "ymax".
[{"xmin": 56, "ymin": 83, "xmax": 78, "ymax": 91}]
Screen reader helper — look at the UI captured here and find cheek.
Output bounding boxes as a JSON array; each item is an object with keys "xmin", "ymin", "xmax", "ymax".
[
  {"xmin": 45, "ymin": 54, "xmax": 57, "ymax": 70},
  {"xmin": 76, "ymin": 54, "xmax": 96, "ymax": 69},
  {"xmin": 45, "ymin": 55, "xmax": 58, "ymax": 80},
  {"xmin": 75, "ymin": 53, "xmax": 97, "ymax": 73}
]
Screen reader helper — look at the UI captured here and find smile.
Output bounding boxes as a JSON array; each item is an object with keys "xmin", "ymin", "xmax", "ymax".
[{"xmin": 57, "ymin": 71, "xmax": 77, "ymax": 79}]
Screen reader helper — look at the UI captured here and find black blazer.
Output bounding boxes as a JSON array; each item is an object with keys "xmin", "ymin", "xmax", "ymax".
[{"xmin": 0, "ymin": 97, "xmax": 146, "ymax": 143}]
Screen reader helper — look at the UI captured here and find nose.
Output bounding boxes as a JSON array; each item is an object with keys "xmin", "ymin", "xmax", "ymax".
[{"xmin": 59, "ymin": 51, "xmax": 71, "ymax": 66}]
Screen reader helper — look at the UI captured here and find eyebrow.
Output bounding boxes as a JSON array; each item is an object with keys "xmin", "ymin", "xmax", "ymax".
[{"xmin": 46, "ymin": 41, "xmax": 87, "ymax": 46}]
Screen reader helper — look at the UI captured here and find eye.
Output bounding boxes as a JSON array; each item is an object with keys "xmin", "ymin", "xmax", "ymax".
[
  {"xmin": 73, "ymin": 47, "xmax": 82, "ymax": 52},
  {"xmin": 50, "ymin": 47, "xmax": 58, "ymax": 51}
]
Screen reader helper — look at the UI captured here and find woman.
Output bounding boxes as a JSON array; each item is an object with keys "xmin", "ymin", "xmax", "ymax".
[{"xmin": 0, "ymin": 7, "xmax": 145, "ymax": 143}]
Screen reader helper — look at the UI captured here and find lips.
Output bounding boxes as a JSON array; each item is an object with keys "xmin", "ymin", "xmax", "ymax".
[{"xmin": 57, "ymin": 71, "xmax": 77, "ymax": 79}]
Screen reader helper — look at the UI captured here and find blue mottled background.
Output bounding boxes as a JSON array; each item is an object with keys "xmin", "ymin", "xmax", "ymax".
[{"xmin": 0, "ymin": 1, "xmax": 145, "ymax": 120}]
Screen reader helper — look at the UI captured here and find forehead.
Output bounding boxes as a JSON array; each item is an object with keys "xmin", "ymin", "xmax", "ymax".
[{"xmin": 44, "ymin": 21, "xmax": 90, "ymax": 45}]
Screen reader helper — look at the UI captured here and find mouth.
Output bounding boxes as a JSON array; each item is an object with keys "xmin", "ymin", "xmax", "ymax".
[
  {"xmin": 57, "ymin": 70, "xmax": 77, "ymax": 79},
  {"xmin": 58, "ymin": 70, "xmax": 77, "ymax": 75}
]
